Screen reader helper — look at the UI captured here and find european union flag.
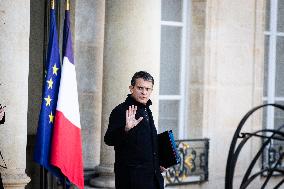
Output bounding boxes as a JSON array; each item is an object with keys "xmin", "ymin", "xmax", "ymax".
[{"xmin": 34, "ymin": 6, "xmax": 61, "ymax": 176}]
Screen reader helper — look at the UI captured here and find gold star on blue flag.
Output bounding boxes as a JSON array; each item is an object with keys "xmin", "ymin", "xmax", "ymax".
[{"xmin": 47, "ymin": 78, "xmax": 53, "ymax": 89}]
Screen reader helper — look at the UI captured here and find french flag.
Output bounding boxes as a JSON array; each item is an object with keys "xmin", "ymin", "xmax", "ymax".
[{"xmin": 50, "ymin": 9, "xmax": 84, "ymax": 189}]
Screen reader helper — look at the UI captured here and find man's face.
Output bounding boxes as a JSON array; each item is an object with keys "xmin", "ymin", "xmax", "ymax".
[{"xmin": 129, "ymin": 78, "xmax": 153, "ymax": 105}]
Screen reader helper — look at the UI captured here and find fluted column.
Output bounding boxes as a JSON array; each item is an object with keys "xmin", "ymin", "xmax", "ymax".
[
  {"xmin": 75, "ymin": 0, "xmax": 105, "ymax": 170},
  {"xmin": 0, "ymin": 1, "xmax": 30, "ymax": 189},
  {"xmin": 90, "ymin": 0, "xmax": 161, "ymax": 188}
]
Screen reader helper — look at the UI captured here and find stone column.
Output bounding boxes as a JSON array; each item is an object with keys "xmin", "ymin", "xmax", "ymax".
[
  {"xmin": 90, "ymin": 0, "xmax": 161, "ymax": 188},
  {"xmin": 0, "ymin": 1, "xmax": 31, "ymax": 189},
  {"xmin": 75, "ymin": 0, "xmax": 105, "ymax": 171}
]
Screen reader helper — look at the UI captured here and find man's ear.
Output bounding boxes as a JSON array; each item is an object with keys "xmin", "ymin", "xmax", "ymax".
[{"xmin": 129, "ymin": 85, "xmax": 134, "ymax": 93}]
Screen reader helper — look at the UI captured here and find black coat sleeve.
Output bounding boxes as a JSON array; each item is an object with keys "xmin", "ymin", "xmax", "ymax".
[{"xmin": 104, "ymin": 107, "xmax": 129, "ymax": 146}]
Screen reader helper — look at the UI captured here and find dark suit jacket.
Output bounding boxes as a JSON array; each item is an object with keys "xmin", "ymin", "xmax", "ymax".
[{"xmin": 104, "ymin": 95, "xmax": 164, "ymax": 189}]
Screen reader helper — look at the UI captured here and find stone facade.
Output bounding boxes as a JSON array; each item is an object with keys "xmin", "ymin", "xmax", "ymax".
[{"xmin": 0, "ymin": 0, "xmax": 282, "ymax": 189}]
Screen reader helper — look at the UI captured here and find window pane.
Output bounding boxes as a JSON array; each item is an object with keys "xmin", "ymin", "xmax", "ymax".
[
  {"xmin": 274, "ymin": 101, "xmax": 284, "ymax": 146},
  {"xmin": 161, "ymin": 0, "xmax": 182, "ymax": 22},
  {"xmin": 266, "ymin": 0, "xmax": 270, "ymax": 31},
  {"xmin": 275, "ymin": 36, "xmax": 284, "ymax": 96},
  {"xmin": 160, "ymin": 26, "xmax": 181, "ymax": 95},
  {"xmin": 262, "ymin": 101, "xmax": 268, "ymax": 128},
  {"xmin": 274, "ymin": 101, "xmax": 284, "ymax": 130},
  {"xmin": 278, "ymin": 0, "xmax": 284, "ymax": 32},
  {"xmin": 158, "ymin": 100, "xmax": 179, "ymax": 138},
  {"xmin": 264, "ymin": 36, "xmax": 269, "ymax": 97}
]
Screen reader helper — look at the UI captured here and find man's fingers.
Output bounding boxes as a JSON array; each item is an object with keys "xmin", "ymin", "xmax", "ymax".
[
  {"xmin": 132, "ymin": 105, "xmax": 135, "ymax": 115},
  {"xmin": 127, "ymin": 106, "xmax": 139, "ymax": 117},
  {"xmin": 128, "ymin": 106, "xmax": 132, "ymax": 117}
]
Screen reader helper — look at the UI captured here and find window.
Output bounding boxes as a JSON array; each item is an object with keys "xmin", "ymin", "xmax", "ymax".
[
  {"xmin": 159, "ymin": 1, "xmax": 210, "ymax": 185},
  {"xmin": 159, "ymin": 0, "xmax": 189, "ymax": 139},
  {"xmin": 263, "ymin": 0, "xmax": 284, "ymax": 169},
  {"xmin": 263, "ymin": 0, "xmax": 284, "ymax": 133}
]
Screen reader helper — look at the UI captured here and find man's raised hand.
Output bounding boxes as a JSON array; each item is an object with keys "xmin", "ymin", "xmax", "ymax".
[{"xmin": 125, "ymin": 105, "xmax": 143, "ymax": 132}]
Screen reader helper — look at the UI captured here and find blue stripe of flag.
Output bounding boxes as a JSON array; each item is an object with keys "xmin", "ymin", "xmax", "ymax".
[{"xmin": 62, "ymin": 10, "xmax": 74, "ymax": 64}]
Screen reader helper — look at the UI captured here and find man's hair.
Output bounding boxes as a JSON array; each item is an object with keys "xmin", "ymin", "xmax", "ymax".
[{"xmin": 131, "ymin": 71, "xmax": 154, "ymax": 86}]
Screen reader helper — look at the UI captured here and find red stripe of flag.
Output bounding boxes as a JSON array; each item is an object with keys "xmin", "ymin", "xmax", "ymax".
[{"xmin": 51, "ymin": 111, "xmax": 84, "ymax": 188}]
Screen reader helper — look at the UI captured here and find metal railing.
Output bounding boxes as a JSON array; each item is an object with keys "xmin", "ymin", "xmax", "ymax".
[{"xmin": 165, "ymin": 138, "xmax": 209, "ymax": 186}]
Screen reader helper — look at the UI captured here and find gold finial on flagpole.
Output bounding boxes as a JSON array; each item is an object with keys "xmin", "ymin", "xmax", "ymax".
[
  {"xmin": 66, "ymin": 0, "xmax": 70, "ymax": 10},
  {"xmin": 51, "ymin": 0, "xmax": 55, "ymax": 10}
]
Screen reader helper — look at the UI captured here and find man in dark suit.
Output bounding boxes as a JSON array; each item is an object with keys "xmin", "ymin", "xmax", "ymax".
[{"xmin": 104, "ymin": 71, "xmax": 165, "ymax": 189}]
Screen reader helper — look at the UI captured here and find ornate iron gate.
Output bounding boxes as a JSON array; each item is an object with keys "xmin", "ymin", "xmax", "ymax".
[{"xmin": 225, "ymin": 104, "xmax": 284, "ymax": 189}]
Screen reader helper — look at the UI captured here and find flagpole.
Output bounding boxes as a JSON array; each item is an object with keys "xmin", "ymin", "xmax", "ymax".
[
  {"xmin": 62, "ymin": 1, "xmax": 68, "ymax": 187},
  {"xmin": 41, "ymin": 1, "xmax": 55, "ymax": 189},
  {"xmin": 42, "ymin": 0, "xmax": 48, "ymax": 87},
  {"xmin": 40, "ymin": 167, "xmax": 48, "ymax": 189},
  {"xmin": 62, "ymin": 5, "xmax": 68, "ymax": 189},
  {"xmin": 62, "ymin": 3, "xmax": 69, "ymax": 189},
  {"xmin": 66, "ymin": 0, "xmax": 70, "ymax": 11},
  {"xmin": 51, "ymin": 0, "xmax": 55, "ymax": 10},
  {"xmin": 62, "ymin": 3, "xmax": 69, "ymax": 188},
  {"xmin": 63, "ymin": 177, "xmax": 67, "ymax": 189}
]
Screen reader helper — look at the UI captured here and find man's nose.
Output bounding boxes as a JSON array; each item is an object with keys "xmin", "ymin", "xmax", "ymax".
[{"xmin": 141, "ymin": 88, "xmax": 147, "ymax": 94}]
